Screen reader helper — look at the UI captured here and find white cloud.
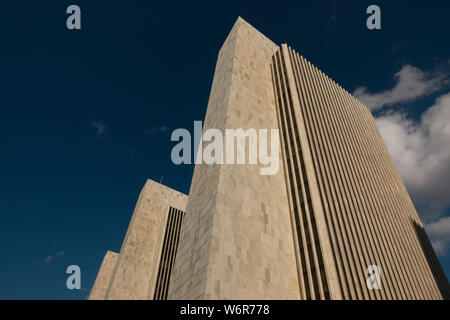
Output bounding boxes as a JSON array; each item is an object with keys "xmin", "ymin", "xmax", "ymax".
[
  {"xmin": 91, "ymin": 120, "xmax": 107, "ymax": 137},
  {"xmin": 375, "ymin": 92, "xmax": 450, "ymax": 255},
  {"xmin": 375, "ymin": 92, "xmax": 450, "ymax": 221},
  {"xmin": 354, "ymin": 65, "xmax": 444, "ymax": 111},
  {"xmin": 144, "ymin": 125, "xmax": 168, "ymax": 136},
  {"xmin": 386, "ymin": 39, "xmax": 407, "ymax": 55},
  {"xmin": 424, "ymin": 216, "xmax": 450, "ymax": 256},
  {"xmin": 43, "ymin": 250, "xmax": 65, "ymax": 264}
]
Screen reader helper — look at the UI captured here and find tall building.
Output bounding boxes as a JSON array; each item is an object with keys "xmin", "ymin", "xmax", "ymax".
[
  {"xmin": 90, "ymin": 17, "xmax": 449, "ymax": 300},
  {"xmin": 89, "ymin": 179, "xmax": 188, "ymax": 300}
]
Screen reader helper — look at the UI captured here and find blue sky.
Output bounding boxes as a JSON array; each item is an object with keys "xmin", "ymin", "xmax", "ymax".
[{"xmin": 0, "ymin": 1, "xmax": 449, "ymax": 299}]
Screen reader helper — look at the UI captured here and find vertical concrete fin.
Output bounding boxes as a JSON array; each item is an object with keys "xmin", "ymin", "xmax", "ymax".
[
  {"xmin": 105, "ymin": 179, "xmax": 188, "ymax": 300},
  {"xmin": 168, "ymin": 17, "xmax": 300, "ymax": 300},
  {"xmin": 89, "ymin": 251, "xmax": 119, "ymax": 300}
]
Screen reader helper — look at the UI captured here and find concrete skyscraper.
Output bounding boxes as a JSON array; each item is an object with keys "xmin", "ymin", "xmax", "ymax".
[
  {"xmin": 90, "ymin": 179, "xmax": 188, "ymax": 300},
  {"xmin": 90, "ymin": 17, "xmax": 449, "ymax": 300}
]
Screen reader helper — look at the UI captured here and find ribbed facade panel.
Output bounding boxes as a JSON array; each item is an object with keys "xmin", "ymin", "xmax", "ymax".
[
  {"xmin": 91, "ymin": 18, "xmax": 449, "ymax": 301},
  {"xmin": 154, "ymin": 207, "xmax": 185, "ymax": 300},
  {"xmin": 272, "ymin": 44, "xmax": 449, "ymax": 300}
]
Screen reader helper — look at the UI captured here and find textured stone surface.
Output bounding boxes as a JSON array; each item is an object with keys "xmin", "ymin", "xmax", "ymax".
[
  {"xmin": 273, "ymin": 44, "xmax": 448, "ymax": 300},
  {"xmin": 88, "ymin": 251, "xmax": 118, "ymax": 300},
  {"xmin": 168, "ymin": 17, "xmax": 300, "ymax": 300},
  {"xmin": 104, "ymin": 179, "xmax": 188, "ymax": 300},
  {"xmin": 90, "ymin": 17, "xmax": 448, "ymax": 300}
]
